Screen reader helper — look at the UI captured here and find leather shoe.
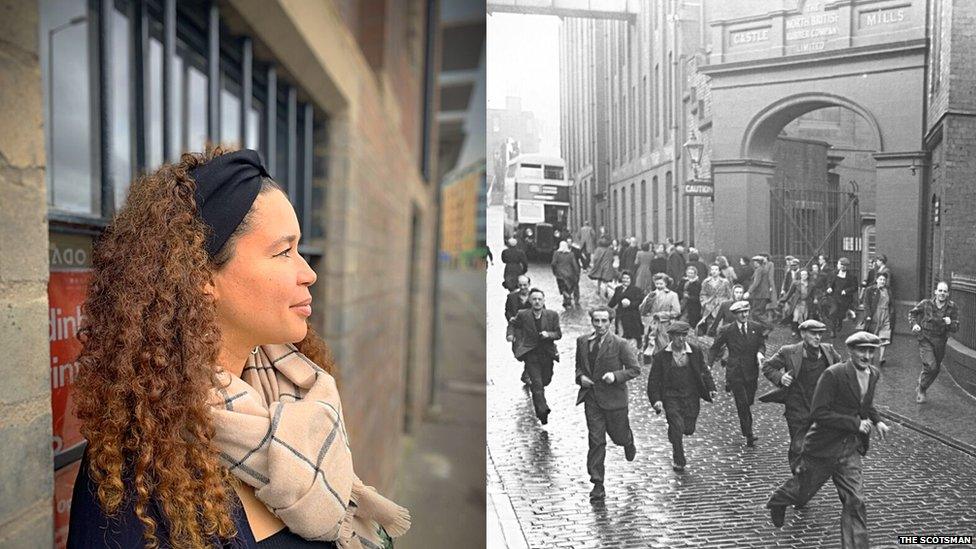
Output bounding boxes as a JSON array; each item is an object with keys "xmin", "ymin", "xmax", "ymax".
[
  {"xmin": 746, "ymin": 435, "xmax": 758, "ymax": 447},
  {"xmin": 916, "ymin": 388, "xmax": 926, "ymax": 403},
  {"xmin": 589, "ymin": 483, "xmax": 605, "ymax": 500},
  {"xmin": 770, "ymin": 505, "xmax": 786, "ymax": 527},
  {"xmin": 624, "ymin": 443, "xmax": 636, "ymax": 462},
  {"xmin": 540, "ymin": 410, "xmax": 550, "ymax": 425}
]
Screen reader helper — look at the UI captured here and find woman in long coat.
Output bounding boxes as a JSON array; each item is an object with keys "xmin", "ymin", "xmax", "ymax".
[
  {"xmin": 551, "ymin": 240, "xmax": 581, "ymax": 307},
  {"xmin": 677, "ymin": 265, "xmax": 703, "ymax": 328},
  {"xmin": 699, "ymin": 264, "xmax": 733, "ymax": 334},
  {"xmin": 862, "ymin": 272, "xmax": 894, "ymax": 365},
  {"xmin": 781, "ymin": 269, "xmax": 814, "ymax": 336},
  {"xmin": 633, "ymin": 242, "xmax": 656, "ymax": 292},
  {"xmin": 588, "ymin": 238, "xmax": 617, "ymax": 299},
  {"xmin": 608, "ymin": 271, "xmax": 645, "ymax": 345},
  {"xmin": 650, "ymin": 244, "xmax": 669, "ymax": 277}
]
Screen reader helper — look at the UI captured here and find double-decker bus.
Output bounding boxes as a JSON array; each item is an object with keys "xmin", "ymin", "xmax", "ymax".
[{"xmin": 503, "ymin": 154, "xmax": 570, "ymax": 258}]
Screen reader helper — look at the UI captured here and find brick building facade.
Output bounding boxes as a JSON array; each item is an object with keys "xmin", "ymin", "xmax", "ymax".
[
  {"xmin": 0, "ymin": 0, "xmax": 441, "ymax": 545},
  {"xmin": 924, "ymin": 0, "xmax": 976, "ymax": 397}
]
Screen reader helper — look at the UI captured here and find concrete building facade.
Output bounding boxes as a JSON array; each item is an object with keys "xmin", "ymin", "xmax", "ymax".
[{"xmin": 0, "ymin": 0, "xmax": 441, "ymax": 545}]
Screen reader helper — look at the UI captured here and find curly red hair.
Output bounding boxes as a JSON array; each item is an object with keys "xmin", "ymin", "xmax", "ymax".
[{"xmin": 73, "ymin": 146, "xmax": 335, "ymax": 548}]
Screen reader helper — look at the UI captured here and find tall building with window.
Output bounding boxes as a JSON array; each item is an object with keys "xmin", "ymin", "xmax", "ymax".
[
  {"xmin": 1, "ymin": 1, "xmax": 441, "ymax": 545},
  {"xmin": 559, "ymin": 0, "xmax": 951, "ymax": 333},
  {"xmin": 559, "ymin": 1, "xmax": 702, "ymax": 244}
]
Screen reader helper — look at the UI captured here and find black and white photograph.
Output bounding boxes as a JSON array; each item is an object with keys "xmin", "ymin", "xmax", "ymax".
[{"xmin": 486, "ymin": 1, "xmax": 976, "ymax": 547}]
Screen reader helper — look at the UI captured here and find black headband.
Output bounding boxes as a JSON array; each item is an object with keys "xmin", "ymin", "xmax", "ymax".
[{"xmin": 189, "ymin": 149, "xmax": 270, "ymax": 257}]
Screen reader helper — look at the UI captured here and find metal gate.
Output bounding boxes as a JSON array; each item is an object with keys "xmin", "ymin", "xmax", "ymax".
[{"xmin": 769, "ymin": 180, "xmax": 862, "ymax": 282}]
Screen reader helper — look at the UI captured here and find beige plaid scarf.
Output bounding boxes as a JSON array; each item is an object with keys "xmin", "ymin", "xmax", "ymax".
[{"xmin": 209, "ymin": 344, "xmax": 410, "ymax": 548}]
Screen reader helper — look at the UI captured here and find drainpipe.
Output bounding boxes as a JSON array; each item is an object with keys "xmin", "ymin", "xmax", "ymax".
[{"xmin": 672, "ymin": 0, "xmax": 681, "ymax": 239}]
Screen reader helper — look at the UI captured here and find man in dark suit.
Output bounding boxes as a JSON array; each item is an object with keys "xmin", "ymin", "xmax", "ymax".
[
  {"xmin": 505, "ymin": 275, "xmax": 534, "ymax": 385},
  {"xmin": 709, "ymin": 301, "xmax": 767, "ymax": 446},
  {"xmin": 504, "ymin": 275, "xmax": 532, "ymax": 321},
  {"xmin": 760, "ymin": 319, "xmax": 841, "ymax": 473},
  {"xmin": 575, "ymin": 306, "xmax": 640, "ymax": 500},
  {"xmin": 767, "ymin": 332, "xmax": 890, "ymax": 549},
  {"xmin": 647, "ymin": 321, "xmax": 717, "ymax": 472},
  {"xmin": 507, "ymin": 288, "xmax": 562, "ymax": 424}
]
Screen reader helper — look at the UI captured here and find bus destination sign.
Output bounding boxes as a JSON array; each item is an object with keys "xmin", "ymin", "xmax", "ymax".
[{"xmin": 517, "ymin": 183, "xmax": 570, "ymax": 202}]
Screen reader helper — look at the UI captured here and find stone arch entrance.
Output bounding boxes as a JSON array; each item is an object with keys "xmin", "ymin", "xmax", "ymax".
[
  {"xmin": 742, "ymin": 95, "xmax": 884, "ymax": 281},
  {"xmin": 703, "ymin": 39, "xmax": 927, "ymax": 312},
  {"xmin": 740, "ymin": 93, "xmax": 884, "ymax": 161}
]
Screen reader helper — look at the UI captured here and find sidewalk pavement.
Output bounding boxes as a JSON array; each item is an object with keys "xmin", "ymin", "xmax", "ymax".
[
  {"xmin": 869, "ymin": 332, "xmax": 976, "ymax": 453},
  {"xmin": 395, "ymin": 268, "xmax": 486, "ymax": 549}
]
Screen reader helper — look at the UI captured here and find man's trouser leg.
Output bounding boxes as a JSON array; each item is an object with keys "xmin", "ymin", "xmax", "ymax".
[
  {"xmin": 571, "ymin": 279, "xmax": 580, "ymax": 302},
  {"xmin": 918, "ymin": 337, "xmax": 947, "ymax": 392},
  {"xmin": 525, "ymin": 356, "xmax": 552, "ymax": 420},
  {"xmin": 768, "ymin": 454, "xmax": 834, "ymax": 509},
  {"xmin": 730, "ymin": 382, "xmax": 754, "ymax": 439},
  {"xmin": 786, "ymin": 418, "xmax": 809, "ymax": 473},
  {"xmin": 584, "ymin": 399, "xmax": 607, "ymax": 485},
  {"xmin": 604, "ymin": 407, "xmax": 633, "ymax": 447},
  {"xmin": 832, "ymin": 452, "xmax": 869, "ymax": 549},
  {"xmin": 664, "ymin": 397, "xmax": 700, "ymax": 467}
]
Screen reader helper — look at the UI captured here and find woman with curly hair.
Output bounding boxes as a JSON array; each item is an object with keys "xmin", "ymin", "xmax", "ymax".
[{"xmin": 68, "ymin": 148, "xmax": 409, "ymax": 548}]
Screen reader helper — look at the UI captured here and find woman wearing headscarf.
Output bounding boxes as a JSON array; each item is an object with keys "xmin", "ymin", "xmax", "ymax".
[
  {"xmin": 551, "ymin": 240, "xmax": 581, "ymax": 307},
  {"xmin": 68, "ymin": 148, "xmax": 409, "ymax": 549},
  {"xmin": 781, "ymin": 269, "xmax": 814, "ymax": 337},
  {"xmin": 677, "ymin": 265, "xmax": 703, "ymax": 328},
  {"xmin": 588, "ymin": 238, "xmax": 618, "ymax": 300},
  {"xmin": 715, "ymin": 255, "xmax": 737, "ymax": 282},
  {"xmin": 699, "ymin": 264, "xmax": 733, "ymax": 335},
  {"xmin": 863, "ymin": 272, "xmax": 894, "ymax": 365},
  {"xmin": 607, "ymin": 271, "xmax": 645, "ymax": 346},
  {"xmin": 633, "ymin": 242, "xmax": 656, "ymax": 293}
]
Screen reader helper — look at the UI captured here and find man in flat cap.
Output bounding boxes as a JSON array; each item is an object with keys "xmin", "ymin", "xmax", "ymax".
[
  {"xmin": 760, "ymin": 319, "xmax": 842, "ymax": 473},
  {"xmin": 507, "ymin": 288, "xmax": 562, "ymax": 425},
  {"xmin": 709, "ymin": 300, "xmax": 767, "ymax": 447},
  {"xmin": 647, "ymin": 321, "xmax": 717, "ymax": 472},
  {"xmin": 767, "ymin": 331, "xmax": 890, "ymax": 549},
  {"xmin": 575, "ymin": 306, "xmax": 640, "ymax": 501},
  {"xmin": 909, "ymin": 280, "xmax": 959, "ymax": 403}
]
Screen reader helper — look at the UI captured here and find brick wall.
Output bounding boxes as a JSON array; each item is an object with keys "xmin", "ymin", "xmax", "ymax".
[{"xmin": 0, "ymin": 0, "xmax": 55, "ymax": 545}]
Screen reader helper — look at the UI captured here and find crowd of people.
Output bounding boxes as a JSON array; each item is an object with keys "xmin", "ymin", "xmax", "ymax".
[{"xmin": 499, "ymin": 220, "xmax": 961, "ymax": 549}]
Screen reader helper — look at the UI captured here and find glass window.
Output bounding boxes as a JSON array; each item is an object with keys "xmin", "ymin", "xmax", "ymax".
[
  {"xmin": 246, "ymin": 97, "xmax": 262, "ymax": 152},
  {"xmin": 311, "ymin": 116, "xmax": 327, "ymax": 239},
  {"xmin": 186, "ymin": 64, "xmax": 208, "ymax": 152},
  {"xmin": 275, "ymin": 101, "xmax": 288, "ymax": 190},
  {"xmin": 177, "ymin": 37, "xmax": 209, "ymax": 155},
  {"xmin": 169, "ymin": 51, "xmax": 184, "ymax": 161},
  {"xmin": 543, "ymin": 165, "xmax": 564, "ymax": 180},
  {"xmin": 41, "ymin": 0, "xmax": 98, "ymax": 215},
  {"xmin": 110, "ymin": 5, "xmax": 133, "ymax": 209},
  {"xmin": 147, "ymin": 31, "xmax": 164, "ymax": 170},
  {"xmin": 294, "ymin": 105, "xmax": 306, "ymax": 232},
  {"xmin": 220, "ymin": 76, "xmax": 242, "ymax": 147}
]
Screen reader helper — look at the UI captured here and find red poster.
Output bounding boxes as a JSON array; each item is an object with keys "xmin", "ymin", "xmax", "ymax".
[
  {"xmin": 53, "ymin": 460, "xmax": 81, "ymax": 549},
  {"xmin": 49, "ymin": 270, "xmax": 90, "ymax": 457}
]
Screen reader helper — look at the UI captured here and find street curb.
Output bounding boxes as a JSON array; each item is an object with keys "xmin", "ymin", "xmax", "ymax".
[
  {"xmin": 486, "ymin": 446, "xmax": 531, "ymax": 549},
  {"xmin": 877, "ymin": 407, "xmax": 976, "ymax": 458}
]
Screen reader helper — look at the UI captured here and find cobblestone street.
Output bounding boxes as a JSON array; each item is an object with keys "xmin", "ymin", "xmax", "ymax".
[{"xmin": 487, "ymin": 209, "xmax": 976, "ymax": 548}]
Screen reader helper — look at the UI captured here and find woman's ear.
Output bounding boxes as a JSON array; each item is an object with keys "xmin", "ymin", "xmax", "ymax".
[{"xmin": 202, "ymin": 278, "xmax": 218, "ymax": 300}]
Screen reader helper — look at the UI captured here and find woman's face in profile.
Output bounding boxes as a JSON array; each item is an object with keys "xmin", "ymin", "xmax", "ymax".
[{"xmin": 212, "ymin": 190, "xmax": 317, "ymax": 348}]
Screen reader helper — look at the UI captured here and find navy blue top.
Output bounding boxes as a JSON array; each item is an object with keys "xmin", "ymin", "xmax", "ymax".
[{"xmin": 67, "ymin": 449, "xmax": 337, "ymax": 548}]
